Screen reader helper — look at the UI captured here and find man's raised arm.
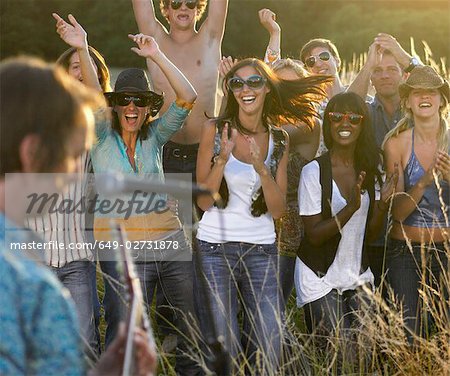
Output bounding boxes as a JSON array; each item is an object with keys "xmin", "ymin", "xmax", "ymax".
[
  {"xmin": 132, "ymin": 0, "xmax": 166, "ymax": 38},
  {"xmin": 201, "ymin": 0, "xmax": 228, "ymax": 40},
  {"xmin": 347, "ymin": 42, "xmax": 380, "ymax": 99}
]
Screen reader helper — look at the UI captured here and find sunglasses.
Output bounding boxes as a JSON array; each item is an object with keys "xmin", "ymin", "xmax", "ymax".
[
  {"xmin": 328, "ymin": 112, "xmax": 364, "ymax": 125},
  {"xmin": 170, "ymin": 0, "xmax": 198, "ymax": 10},
  {"xmin": 304, "ymin": 51, "xmax": 331, "ymax": 68},
  {"xmin": 227, "ymin": 75, "xmax": 266, "ymax": 92},
  {"xmin": 115, "ymin": 94, "xmax": 151, "ymax": 107}
]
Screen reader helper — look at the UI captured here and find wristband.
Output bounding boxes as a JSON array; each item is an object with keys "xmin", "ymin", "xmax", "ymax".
[
  {"xmin": 265, "ymin": 47, "xmax": 280, "ymax": 64},
  {"xmin": 175, "ymin": 98, "xmax": 195, "ymax": 110}
]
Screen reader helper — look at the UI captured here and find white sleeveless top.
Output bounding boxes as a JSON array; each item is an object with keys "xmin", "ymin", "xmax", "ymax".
[{"xmin": 197, "ymin": 135, "xmax": 276, "ymax": 244}]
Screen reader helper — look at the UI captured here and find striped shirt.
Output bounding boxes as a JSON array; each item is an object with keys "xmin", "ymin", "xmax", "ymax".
[{"xmin": 26, "ymin": 152, "xmax": 93, "ymax": 267}]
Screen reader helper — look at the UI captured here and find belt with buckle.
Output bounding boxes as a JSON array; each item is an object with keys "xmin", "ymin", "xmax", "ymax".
[{"xmin": 165, "ymin": 142, "xmax": 199, "ymax": 160}]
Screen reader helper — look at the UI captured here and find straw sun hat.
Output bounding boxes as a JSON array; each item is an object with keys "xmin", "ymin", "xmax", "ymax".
[{"xmin": 399, "ymin": 65, "xmax": 449, "ymax": 102}]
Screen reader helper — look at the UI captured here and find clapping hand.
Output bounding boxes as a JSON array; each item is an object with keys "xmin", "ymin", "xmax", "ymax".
[
  {"xmin": 366, "ymin": 42, "xmax": 383, "ymax": 70},
  {"xmin": 245, "ymin": 135, "xmax": 266, "ymax": 175},
  {"xmin": 218, "ymin": 122, "xmax": 237, "ymax": 163},
  {"xmin": 348, "ymin": 171, "xmax": 366, "ymax": 212},
  {"xmin": 436, "ymin": 150, "xmax": 450, "ymax": 182},
  {"xmin": 379, "ymin": 163, "xmax": 399, "ymax": 210}
]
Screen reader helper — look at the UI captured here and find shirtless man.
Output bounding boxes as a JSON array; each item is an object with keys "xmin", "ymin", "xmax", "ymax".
[{"xmin": 131, "ymin": 0, "xmax": 228, "ymax": 178}]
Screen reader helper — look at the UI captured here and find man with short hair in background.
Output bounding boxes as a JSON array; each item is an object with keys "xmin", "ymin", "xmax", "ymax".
[{"xmin": 348, "ymin": 33, "xmax": 422, "ymax": 286}]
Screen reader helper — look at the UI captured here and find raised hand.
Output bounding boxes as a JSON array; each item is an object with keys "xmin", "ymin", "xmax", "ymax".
[
  {"xmin": 380, "ymin": 162, "xmax": 399, "ymax": 210},
  {"xmin": 219, "ymin": 56, "xmax": 238, "ymax": 79},
  {"xmin": 373, "ymin": 33, "xmax": 411, "ymax": 67},
  {"xmin": 52, "ymin": 13, "xmax": 87, "ymax": 49},
  {"xmin": 348, "ymin": 171, "xmax": 366, "ymax": 212},
  {"xmin": 218, "ymin": 122, "xmax": 237, "ymax": 163},
  {"xmin": 245, "ymin": 135, "xmax": 266, "ymax": 174},
  {"xmin": 129, "ymin": 34, "xmax": 161, "ymax": 60},
  {"xmin": 258, "ymin": 8, "xmax": 280, "ymax": 35},
  {"xmin": 366, "ymin": 42, "xmax": 383, "ymax": 70}
]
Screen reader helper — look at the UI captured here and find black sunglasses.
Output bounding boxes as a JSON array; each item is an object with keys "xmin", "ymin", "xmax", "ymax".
[
  {"xmin": 328, "ymin": 112, "xmax": 364, "ymax": 126},
  {"xmin": 227, "ymin": 75, "xmax": 266, "ymax": 92},
  {"xmin": 115, "ymin": 94, "xmax": 151, "ymax": 107},
  {"xmin": 106, "ymin": 92, "xmax": 165, "ymax": 116},
  {"xmin": 305, "ymin": 51, "xmax": 331, "ymax": 68},
  {"xmin": 170, "ymin": 0, "xmax": 198, "ymax": 10}
]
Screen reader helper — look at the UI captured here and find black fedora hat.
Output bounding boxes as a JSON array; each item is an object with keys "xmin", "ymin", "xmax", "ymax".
[{"xmin": 104, "ymin": 68, "xmax": 164, "ymax": 116}]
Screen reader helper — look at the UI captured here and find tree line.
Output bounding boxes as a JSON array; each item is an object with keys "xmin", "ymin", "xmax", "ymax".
[{"xmin": 1, "ymin": 0, "xmax": 448, "ymax": 69}]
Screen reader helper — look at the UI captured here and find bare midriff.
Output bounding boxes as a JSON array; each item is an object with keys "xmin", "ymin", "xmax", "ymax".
[{"xmin": 390, "ymin": 222, "xmax": 450, "ymax": 244}]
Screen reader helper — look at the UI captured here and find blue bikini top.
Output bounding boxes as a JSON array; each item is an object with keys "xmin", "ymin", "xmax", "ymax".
[{"xmin": 403, "ymin": 128, "xmax": 450, "ymax": 228}]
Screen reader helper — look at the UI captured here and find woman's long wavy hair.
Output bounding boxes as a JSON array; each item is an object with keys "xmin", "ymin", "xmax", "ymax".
[
  {"xmin": 323, "ymin": 92, "xmax": 383, "ymax": 190},
  {"xmin": 382, "ymin": 89, "xmax": 449, "ymax": 152},
  {"xmin": 217, "ymin": 58, "xmax": 332, "ymax": 134},
  {"xmin": 56, "ymin": 45, "xmax": 112, "ymax": 92}
]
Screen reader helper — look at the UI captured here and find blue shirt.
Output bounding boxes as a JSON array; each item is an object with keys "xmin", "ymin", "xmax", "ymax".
[
  {"xmin": 367, "ymin": 96, "xmax": 403, "ymax": 247},
  {"xmin": 0, "ymin": 214, "xmax": 83, "ymax": 376},
  {"xmin": 367, "ymin": 95, "xmax": 403, "ymax": 148},
  {"xmin": 91, "ymin": 102, "xmax": 189, "ymax": 218}
]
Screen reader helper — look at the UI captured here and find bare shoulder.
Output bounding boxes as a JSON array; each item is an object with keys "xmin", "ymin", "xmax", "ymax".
[{"xmin": 384, "ymin": 129, "xmax": 411, "ymax": 154}]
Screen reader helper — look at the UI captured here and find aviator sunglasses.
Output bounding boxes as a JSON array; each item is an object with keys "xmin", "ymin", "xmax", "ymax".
[
  {"xmin": 227, "ymin": 75, "xmax": 267, "ymax": 92},
  {"xmin": 170, "ymin": 0, "xmax": 198, "ymax": 10},
  {"xmin": 328, "ymin": 112, "xmax": 364, "ymax": 126},
  {"xmin": 304, "ymin": 51, "xmax": 331, "ymax": 68},
  {"xmin": 115, "ymin": 94, "xmax": 151, "ymax": 107}
]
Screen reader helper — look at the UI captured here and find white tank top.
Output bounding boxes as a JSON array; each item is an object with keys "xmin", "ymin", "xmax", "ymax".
[{"xmin": 197, "ymin": 135, "xmax": 276, "ymax": 244}]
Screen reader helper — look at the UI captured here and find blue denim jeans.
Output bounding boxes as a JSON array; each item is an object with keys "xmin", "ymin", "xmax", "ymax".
[
  {"xmin": 88, "ymin": 261, "xmax": 101, "ymax": 353},
  {"xmin": 386, "ymin": 239, "xmax": 449, "ymax": 342},
  {"xmin": 194, "ymin": 240, "xmax": 282, "ymax": 373},
  {"xmin": 90, "ymin": 259, "xmax": 127, "ymax": 349},
  {"xmin": 304, "ymin": 287, "xmax": 369, "ymax": 336},
  {"xmin": 135, "ymin": 231, "xmax": 200, "ymax": 376},
  {"xmin": 51, "ymin": 260, "xmax": 98, "ymax": 359},
  {"xmin": 101, "ymin": 260, "xmax": 127, "ymax": 347}
]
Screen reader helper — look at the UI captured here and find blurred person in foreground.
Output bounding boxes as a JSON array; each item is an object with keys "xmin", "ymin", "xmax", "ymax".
[
  {"xmin": 24, "ymin": 13, "xmax": 113, "ymax": 356},
  {"xmin": 0, "ymin": 56, "xmax": 156, "ymax": 376}
]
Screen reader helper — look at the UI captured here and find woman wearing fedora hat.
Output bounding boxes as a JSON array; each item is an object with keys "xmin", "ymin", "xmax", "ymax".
[
  {"xmin": 89, "ymin": 34, "xmax": 201, "ymax": 373},
  {"xmin": 383, "ymin": 65, "xmax": 450, "ymax": 341}
]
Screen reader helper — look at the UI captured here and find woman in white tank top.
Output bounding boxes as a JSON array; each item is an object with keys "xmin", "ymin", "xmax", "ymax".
[{"xmin": 194, "ymin": 58, "xmax": 329, "ymax": 373}]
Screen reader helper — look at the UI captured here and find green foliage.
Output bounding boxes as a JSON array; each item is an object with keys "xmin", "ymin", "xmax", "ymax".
[{"xmin": 1, "ymin": 0, "xmax": 448, "ymax": 68}]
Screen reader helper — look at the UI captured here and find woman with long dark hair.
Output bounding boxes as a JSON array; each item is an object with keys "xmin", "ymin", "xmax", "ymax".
[
  {"xmin": 296, "ymin": 92, "xmax": 397, "ymax": 352},
  {"xmin": 195, "ymin": 58, "xmax": 329, "ymax": 372}
]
